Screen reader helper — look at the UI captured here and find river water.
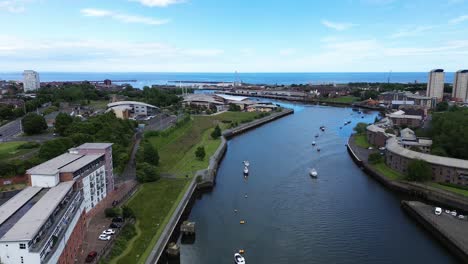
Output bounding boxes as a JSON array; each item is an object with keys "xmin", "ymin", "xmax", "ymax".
[{"xmin": 179, "ymin": 101, "xmax": 457, "ymax": 264}]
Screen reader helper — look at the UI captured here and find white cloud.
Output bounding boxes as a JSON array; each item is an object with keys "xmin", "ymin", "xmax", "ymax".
[
  {"xmin": 131, "ymin": 0, "xmax": 184, "ymax": 7},
  {"xmin": 279, "ymin": 48, "xmax": 296, "ymax": 56},
  {"xmin": 389, "ymin": 26, "xmax": 435, "ymax": 39},
  {"xmin": 80, "ymin": 8, "xmax": 169, "ymax": 25},
  {"xmin": 0, "ymin": 0, "xmax": 32, "ymax": 13},
  {"xmin": 321, "ymin": 20, "xmax": 357, "ymax": 31},
  {"xmin": 450, "ymin": 15, "xmax": 468, "ymax": 24}
]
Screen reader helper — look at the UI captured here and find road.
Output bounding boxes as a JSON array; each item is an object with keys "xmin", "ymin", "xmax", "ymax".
[
  {"xmin": 144, "ymin": 114, "xmax": 179, "ymax": 132},
  {"xmin": 0, "ymin": 119, "xmax": 21, "ymax": 141}
]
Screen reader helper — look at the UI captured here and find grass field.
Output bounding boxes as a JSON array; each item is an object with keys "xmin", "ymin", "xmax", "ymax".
[
  {"xmin": 88, "ymin": 100, "xmax": 109, "ymax": 110},
  {"xmin": 428, "ymin": 183, "xmax": 468, "ymax": 197},
  {"xmin": 371, "ymin": 162, "xmax": 404, "ymax": 181},
  {"xmin": 0, "ymin": 142, "xmax": 37, "ymax": 160},
  {"xmin": 323, "ymin": 96, "xmax": 360, "ymax": 104},
  {"xmin": 354, "ymin": 134, "xmax": 371, "ymax": 149},
  {"xmin": 112, "ymin": 179, "xmax": 189, "ymax": 264},
  {"xmin": 148, "ymin": 112, "xmax": 259, "ymax": 177}
]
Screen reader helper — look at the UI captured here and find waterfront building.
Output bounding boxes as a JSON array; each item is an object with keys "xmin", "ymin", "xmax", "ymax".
[
  {"xmin": 385, "ymin": 137, "xmax": 468, "ymax": 185},
  {"xmin": 0, "ymin": 143, "xmax": 113, "ymax": 264},
  {"xmin": 182, "ymin": 93, "xmax": 257, "ymax": 111},
  {"xmin": 453, "ymin": 70, "xmax": 468, "ymax": 102},
  {"xmin": 399, "ymin": 128, "xmax": 432, "ymax": 153},
  {"xmin": 107, "ymin": 101, "xmax": 159, "ymax": 120},
  {"xmin": 22, "ymin": 70, "xmax": 40, "ymax": 92},
  {"xmin": 246, "ymin": 102, "xmax": 278, "ymax": 112},
  {"xmin": 426, "ymin": 69, "xmax": 445, "ymax": 101},
  {"xmin": 387, "ymin": 113, "xmax": 423, "ymax": 128}
]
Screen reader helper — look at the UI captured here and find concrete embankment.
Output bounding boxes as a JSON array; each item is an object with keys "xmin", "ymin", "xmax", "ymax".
[
  {"xmin": 347, "ymin": 134, "xmax": 468, "ymax": 211},
  {"xmin": 401, "ymin": 201, "xmax": 468, "ymax": 262},
  {"xmin": 148, "ymin": 108, "xmax": 294, "ymax": 263}
]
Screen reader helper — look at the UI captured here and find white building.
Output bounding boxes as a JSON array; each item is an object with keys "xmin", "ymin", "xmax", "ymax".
[
  {"xmin": 23, "ymin": 70, "xmax": 40, "ymax": 92},
  {"xmin": 107, "ymin": 101, "xmax": 158, "ymax": 119},
  {"xmin": 453, "ymin": 70, "xmax": 468, "ymax": 102},
  {"xmin": 426, "ymin": 69, "xmax": 445, "ymax": 101},
  {"xmin": 0, "ymin": 143, "xmax": 113, "ymax": 264}
]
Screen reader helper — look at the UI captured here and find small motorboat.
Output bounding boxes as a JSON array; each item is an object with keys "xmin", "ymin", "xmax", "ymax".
[
  {"xmin": 243, "ymin": 166, "xmax": 249, "ymax": 176},
  {"xmin": 234, "ymin": 253, "xmax": 245, "ymax": 264},
  {"xmin": 309, "ymin": 168, "xmax": 318, "ymax": 178},
  {"xmin": 243, "ymin": 160, "xmax": 250, "ymax": 167},
  {"xmin": 317, "ymin": 148, "xmax": 321, "ymax": 152},
  {"xmin": 312, "ymin": 141, "xmax": 316, "ymax": 146},
  {"xmin": 314, "ymin": 134, "xmax": 319, "ymax": 138}
]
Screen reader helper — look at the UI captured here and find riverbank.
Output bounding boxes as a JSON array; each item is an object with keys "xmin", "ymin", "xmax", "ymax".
[
  {"xmin": 401, "ymin": 201, "xmax": 468, "ymax": 262},
  {"xmin": 145, "ymin": 108, "xmax": 294, "ymax": 263}
]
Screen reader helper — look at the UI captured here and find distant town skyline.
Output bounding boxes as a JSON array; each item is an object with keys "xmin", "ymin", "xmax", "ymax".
[{"xmin": 1, "ymin": 0, "xmax": 468, "ymax": 72}]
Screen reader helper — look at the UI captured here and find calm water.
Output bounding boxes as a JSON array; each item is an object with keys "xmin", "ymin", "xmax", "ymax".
[
  {"xmin": 179, "ymin": 102, "xmax": 457, "ymax": 264},
  {"xmin": 0, "ymin": 72, "xmax": 456, "ymax": 88}
]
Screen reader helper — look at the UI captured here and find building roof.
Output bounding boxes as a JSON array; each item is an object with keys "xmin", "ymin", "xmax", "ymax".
[
  {"xmin": 457, "ymin": 70, "xmax": 468, "ymax": 73},
  {"xmin": 215, "ymin": 94, "xmax": 249, "ymax": 101},
  {"xmin": 387, "ymin": 137, "xmax": 468, "ymax": 170},
  {"xmin": 249, "ymin": 104, "xmax": 278, "ymax": 108},
  {"xmin": 392, "ymin": 100, "xmax": 415, "ymax": 105},
  {"xmin": 431, "ymin": 69, "xmax": 444, "ymax": 73},
  {"xmin": 183, "ymin": 94, "xmax": 225, "ymax": 105},
  {"xmin": 367, "ymin": 124, "xmax": 386, "ymax": 133},
  {"xmin": 0, "ymin": 181, "xmax": 74, "ymax": 242},
  {"xmin": 388, "ymin": 114, "xmax": 422, "ymax": 120},
  {"xmin": 400, "ymin": 128, "xmax": 416, "ymax": 141},
  {"xmin": 60, "ymin": 154, "xmax": 104, "ymax": 173},
  {"xmin": 107, "ymin": 101, "xmax": 158, "ymax": 109},
  {"xmin": 27, "ymin": 153, "xmax": 83, "ymax": 175},
  {"xmin": 0, "ymin": 187, "xmax": 42, "ymax": 227},
  {"xmin": 74, "ymin": 143, "xmax": 113, "ymax": 150},
  {"xmin": 393, "ymin": 110, "xmax": 406, "ymax": 115}
]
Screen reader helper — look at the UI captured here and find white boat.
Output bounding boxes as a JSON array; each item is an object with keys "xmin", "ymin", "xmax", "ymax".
[
  {"xmin": 309, "ymin": 168, "xmax": 318, "ymax": 178},
  {"xmin": 234, "ymin": 253, "xmax": 245, "ymax": 264},
  {"xmin": 243, "ymin": 166, "xmax": 249, "ymax": 175},
  {"xmin": 243, "ymin": 160, "xmax": 250, "ymax": 167},
  {"xmin": 312, "ymin": 141, "xmax": 316, "ymax": 146}
]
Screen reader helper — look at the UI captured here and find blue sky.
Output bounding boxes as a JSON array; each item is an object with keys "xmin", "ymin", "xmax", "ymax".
[{"xmin": 1, "ymin": 0, "xmax": 468, "ymax": 72}]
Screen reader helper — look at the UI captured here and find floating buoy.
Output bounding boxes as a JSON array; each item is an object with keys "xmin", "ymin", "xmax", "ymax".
[
  {"xmin": 239, "ymin": 249, "xmax": 245, "ymax": 254},
  {"xmin": 240, "ymin": 220, "xmax": 246, "ymax": 224}
]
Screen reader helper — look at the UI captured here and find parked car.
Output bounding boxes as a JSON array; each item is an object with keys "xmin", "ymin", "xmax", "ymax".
[
  {"xmin": 368, "ymin": 147, "xmax": 374, "ymax": 150},
  {"xmin": 445, "ymin": 209, "xmax": 451, "ymax": 214},
  {"xmin": 112, "ymin": 216, "xmax": 124, "ymax": 223},
  {"xmin": 85, "ymin": 251, "xmax": 98, "ymax": 263},
  {"xmin": 98, "ymin": 234, "xmax": 111, "ymax": 241},
  {"xmin": 434, "ymin": 207, "xmax": 442, "ymax": 216},
  {"xmin": 110, "ymin": 222, "xmax": 122, "ymax": 228},
  {"xmin": 102, "ymin": 229, "xmax": 115, "ymax": 235},
  {"xmin": 379, "ymin": 147, "xmax": 386, "ymax": 151},
  {"xmin": 458, "ymin": 215, "xmax": 465, "ymax": 220},
  {"xmin": 451, "ymin": 210, "xmax": 457, "ymax": 217}
]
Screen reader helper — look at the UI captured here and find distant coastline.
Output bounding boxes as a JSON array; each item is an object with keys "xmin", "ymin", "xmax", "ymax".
[{"xmin": 0, "ymin": 72, "xmax": 456, "ymax": 88}]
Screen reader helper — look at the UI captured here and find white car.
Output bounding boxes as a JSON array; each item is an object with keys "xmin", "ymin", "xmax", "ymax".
[
  {"xmin": 368, "ymin": 147, "xmax": 374, "ymax": 150},
  {"xmin": 379, "ymin": 147, "xmax": 386, "ymax": 151},
  {"xmin": 451, "ymin": 210, "xmax": 457, "ymax": 217},
  {"xmin": 98, "ymin": 234, "xmax": 111, "ymax": 241},
  {"xmin": 445, "ymin": 209, "xmax": 451, "ymax": 214},
  {"xmin": 458, "ymin": 215, "xmax": 465, "ymax": 220},
  {"xmin": 102, "ymin": 229, "xmax": 115, "ymax": 235},
  {"xmin": 434, "ymin": 207, "xmax": 442, "ymax": 216}
]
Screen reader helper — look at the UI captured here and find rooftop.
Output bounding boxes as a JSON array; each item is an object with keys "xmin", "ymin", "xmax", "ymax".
[
  {"xmin": 215, "ymin": 94, "xmax": 249, "ymax": 102},
  {"xmin": 107, "ymin": 101, "xmax": 158, "ymax": 109},
  {"xmin": 74, "ymin": 142, "xmax": 113, "ymax": 150},
  {"xmin": 27, "ymin": 153, "xmax": 82, "ymax": 175},
  {"xmin": 387, "ymin": 137, "xmax": 468, "ymax": 170},
  {"xmin": 0, "ymin": 181, "xmax": 75, "ymax": 242},
  {"xmin": 59, "ymin": 154, "xmax": 104, "ymax": 173},
  {"xmin": 183, "ymin": 94, "xmax": 225, "ymax": 105},
  {"xmin": 0, "ymin": 187, "xmax": 42, "ymax": 227},
  {"xmin": 431, "ymin": 69, "xmax": 444, "ymax": 73},
  {"xmin": 388, "ymin": 114, "xmax": 422, "ymax": 120}
]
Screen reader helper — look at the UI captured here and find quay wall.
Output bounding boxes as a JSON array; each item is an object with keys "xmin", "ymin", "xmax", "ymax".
[
  {"xmin": 148, "ymin": 108, "xmax": 294, "ymax": 263},
  {"xmin": 401, "ymin": 201, "xmax": 468, "ymax": 263}
]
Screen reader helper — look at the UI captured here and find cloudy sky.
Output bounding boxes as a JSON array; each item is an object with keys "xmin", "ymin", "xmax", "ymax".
[{"xmin": 1, "ymin": 0, "xmax": 468, "ymax": 72}]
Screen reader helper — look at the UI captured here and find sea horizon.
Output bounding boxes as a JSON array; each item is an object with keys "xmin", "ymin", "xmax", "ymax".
[{"xmin": 0, "ymin": 71, "xmax": 455, "ymax": 88}]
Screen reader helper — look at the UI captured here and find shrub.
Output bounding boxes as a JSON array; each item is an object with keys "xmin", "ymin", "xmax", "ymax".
[
  {"xmin": 22, "ymin": 113, "xmax": 47, "ymax": 135},
  {"xmin": 18, "ymin": 142, "xmax": 40, "ymax": 149},
  {"xmin": 195, "ymin": 146, "xmax": 206, "ymax": 161},
  {"xmin": 368, "ymin": 153, "xmax": 383, "ymax": 164},
  {"xmin": 353, "ymin": 122, "xmax": 368, "ymax": 134},
  {"xmin": 196, "ymin": 175, "xmax": 203, "ymax": 183},
  {"xmin": 228, "ymin": 104, "xmax": 241, "ymax": 112},
  {"xmin": 211, "ymin": 125, "xmax": 221, "ymax": 139},
  {"xmin": 107, "ymin": 223, "xmax": 137, "ymax": 260},
  {"xmin": 105, "ymin": 207, "xmax": 122, "ymax": 218},
  {"xmin": 122, "ymin": 206, "xmax": 135, "ymax": 219},
  {"xmin": 144, "ymin": 131, "xmax": 160, "ymax": 137},
  {"xmin": 136, "ymin": 162, "xmax": 159, "ymax": 183}
]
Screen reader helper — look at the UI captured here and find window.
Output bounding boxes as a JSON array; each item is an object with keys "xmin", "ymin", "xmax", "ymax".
[{"xmin": 19, "ymin": 244, "xmax": 26, "ymax": 249}]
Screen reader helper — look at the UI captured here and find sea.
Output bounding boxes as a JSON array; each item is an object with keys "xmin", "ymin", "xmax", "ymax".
[{"xmin": 0, "ymin": 72, "xmax": 455, "ymax": 89}]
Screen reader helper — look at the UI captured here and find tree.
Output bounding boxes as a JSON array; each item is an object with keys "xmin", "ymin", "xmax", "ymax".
[
  {"xmin": 406, "ymin": 160, "xmax": 432, "ymax": 182},
  {"xmin": 54, "ymin": 113, "xmax": 74, "ymax": 136},
  {"xmin": 228, "ymin": 104, "xmax": 241, "ymax": 112},
  {"xmin": 195, "ymin": 146, "xmax": 206, "ymax": 160},
  {"xmin": 353, "ymin": 122, "xmax": 368, "ymax": 134},
  {"xmin": 122, "ymin": 206, "xmax": 135, "ymax": 219},
  {"xmin": 39, "ymin": 138, "xmax": 74, "ymax": 160},
  {"xmin": 143, "ymin": 141, "xmax": 159, "ymax": 166},
  {"xmin": 211, "ymin": 125, "xmax": 222, "ymax": 139},
  {"xmin": 22, "ymin": 113, "xmax": 47, "ymax": 135},
  {"xmin": 436, "ymin": 101, "xmax": 448, "ymax": 112},
  {"xmin": 136, "ymin": 162, "xmax": 159, "ymax": 183}
]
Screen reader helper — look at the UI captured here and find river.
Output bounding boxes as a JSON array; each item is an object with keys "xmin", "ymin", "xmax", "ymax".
[{"xmin": 178, "ymin": 101, "xmax": 457, "ymax": 264}]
